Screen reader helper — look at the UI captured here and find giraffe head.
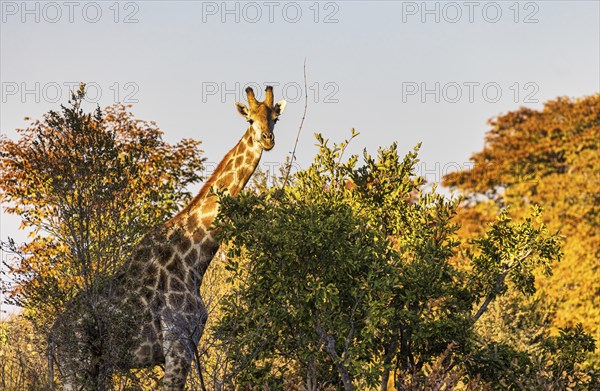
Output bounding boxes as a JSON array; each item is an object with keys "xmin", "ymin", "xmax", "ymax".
[{"xmin": 235, "ymin": 86, "xmax": 286, "ymax": 151}]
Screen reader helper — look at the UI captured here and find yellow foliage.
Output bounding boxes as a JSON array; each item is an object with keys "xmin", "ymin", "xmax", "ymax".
[
  {"xmin": 445, "ymin": 94, "xmax": 600, "ymax": 363},
  {"xmin": 0, "ymin": 316, "xmax": 51, "ymax": 390}
]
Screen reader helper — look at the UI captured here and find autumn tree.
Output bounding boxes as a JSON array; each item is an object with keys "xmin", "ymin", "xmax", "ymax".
[
  {"xmin": 444, "ymin": 94, "xmax": 600, "ymax": 373},
  {"xmin": 0, "ymin": 85, "xmax": 204, "ymax": 388}
]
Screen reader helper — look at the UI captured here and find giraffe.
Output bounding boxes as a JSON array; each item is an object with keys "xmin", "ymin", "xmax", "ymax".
[{"xmin": 51, "ymin": 86, "xmax": 287, "ymax": 390}]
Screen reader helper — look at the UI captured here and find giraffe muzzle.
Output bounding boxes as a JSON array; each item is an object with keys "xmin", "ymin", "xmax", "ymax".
[{"xmin": 261, "ymin": 132, "xmax": 274, "ymax": 150}]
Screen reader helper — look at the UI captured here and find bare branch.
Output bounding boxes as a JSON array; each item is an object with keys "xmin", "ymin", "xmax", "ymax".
[{"xmin": 282, "ymin": 58, "xmax": 308, "ymax": 188}]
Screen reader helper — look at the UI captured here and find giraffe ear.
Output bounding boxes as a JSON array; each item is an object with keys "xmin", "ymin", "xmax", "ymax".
[
  {"xmin": 235, "ymin": 102, "xmax": 249, "ymax": 118},
  {"xmin": 274, "ymin": 100, "xmax": 287, "ymax": 115}
]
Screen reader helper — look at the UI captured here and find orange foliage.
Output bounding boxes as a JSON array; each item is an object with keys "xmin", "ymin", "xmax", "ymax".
[
  {"xmin": 444, "ymin": 95, "xmax": 600, "ymax": 349},
  {"xmin": 0, "ymin": 93, "xmax": 205, "ymax": 327}
]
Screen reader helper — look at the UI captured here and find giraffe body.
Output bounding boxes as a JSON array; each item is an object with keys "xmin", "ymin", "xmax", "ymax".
[{"xmin": 52, "ymin": 87, "xmax": 286, "ymax": 390}]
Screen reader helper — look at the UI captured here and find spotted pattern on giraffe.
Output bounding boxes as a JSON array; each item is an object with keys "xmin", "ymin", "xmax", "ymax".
[{"xmin": 52, "ymin": 86, "xmax": 286, "ymax": 391}]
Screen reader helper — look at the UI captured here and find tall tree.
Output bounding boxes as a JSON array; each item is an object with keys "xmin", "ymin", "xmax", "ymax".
[{"xmin": 444, "ymin": 94, "xmax": 600, "ymax": 366}]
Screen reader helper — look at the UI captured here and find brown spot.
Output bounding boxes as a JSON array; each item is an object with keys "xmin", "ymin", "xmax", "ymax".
[
  {"xmin": 235, "ymin": 155, "xmax": 243, "ymax": 166},
  {"xmin": 129, "ymin": 262, "xmax": 141, "ymax": 276},
  {"xmin": 158, "ymin": 246, "xmax": 173, "ymax": 266},
  {"xmin": 157, "ymin": 269, "xmax": 168, "ymax": 291},
  {"xmin": 224, "ymin": 159, "xmax": 234, "ymax": 172},
  {"xmin": 142, "ymin": 286, "xmax": 154, "ymax": 302},
  {"xmin": 167, "ymin": 260, "xmax": 186, "ymax": 283},
  {"xmin": 166, "ymin": 256, "xmax": 183, "ymax": 274},
  {"xmin": 200, "ymin": 197, "xmax": 217, "ymax": 216},
  {"xmin": 201, "ymin": 216, "xmax": 214, "ymax": 230},
  {"xmin": 185, "ymin": 248, "xmax": 198, "ymax": 265},
  {"xmin": 142, "ymin": 273, "xmax": 156, "ymax": 288},
  {"xmin": 146, "ymin": 263, "xmax": 158, "ymax": 277},
  {"xmin": 197, "ymin": 261, "xmax": 209, "ymax": 277},
  {"xmin": 169, "ymin": 229, "xmax": 183, "ymax": 242},
  {"xmin": 152, "ymin": 294, "xmax": 165, "ymax": 309},
  {"xmin": 186, "ymin": 272, "xmax": 200, "ymax": 288},
  {"xmin": 218, "ymin": 172, "xmax": 235, "ymax": 188},
  {"xmin": 169, "ymin": 292, "xmax": 185, "ymax": 307},
  {"xmin": 192, "ymin": 226, "xmax": 206, "ymax": 244},
  {"xmin": 177, "ymin": 236, "xmax": 192, "ymax": 253},
  {"xmin": 152, "ymin": 318, "xmax": 161, "ymax": 333},
  {"xmin": 238, "ymin": 166, "xmax": 250, "ymax": 179},
  {"xmin": 133, "ymin": 246, "xmax": 151, "ymax": 262},
  {"xmin": 186, "ymin": 213, "xmax": 199, "ymax": 231},
  {"xmin": 169, "ymin": 276, "xmax": 184, "ymax": 292},
  {"xmin": 201, "ymin": 237, "xmax": 219, "ymax": 258},
  {"xmin": 184, "ymin": 293, "xmax": 200, "ymax": 313},
  {"xmin": 244, "ymin": 153, "xmax": 255, "ymax": 165}
]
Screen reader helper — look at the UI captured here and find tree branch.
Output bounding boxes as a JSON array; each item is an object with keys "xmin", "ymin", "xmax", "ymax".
[
  {"xmin": 315, "ymin": 323, "xmax": 353, "ymax": 391},
  {"xmin": 472, "ymin": 270, "xmax": 508, "ymax": 324},
  {"xmin": 282, "ymin": 58, "xmax": 308, "ymax": 188},
  {"xmin": 472, "ymin": 249, "xmax": 534, "ymax": 324}
]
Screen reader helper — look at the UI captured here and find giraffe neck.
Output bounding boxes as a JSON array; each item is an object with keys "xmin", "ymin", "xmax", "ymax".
[{"xmin": 168, "ymin": 126, "xmax": 262, "ymax": 234}]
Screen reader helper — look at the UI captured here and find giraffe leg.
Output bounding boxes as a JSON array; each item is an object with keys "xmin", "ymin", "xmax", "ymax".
[
  {"xmin": 161, "ymin": 316, "xmax": 195, "ymax": 391},
  {"xmin": 162, "ymin": 340, "xmax": 192, "ymax": 391}
]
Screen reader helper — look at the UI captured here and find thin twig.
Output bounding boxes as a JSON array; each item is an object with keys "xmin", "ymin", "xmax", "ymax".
[
  {"xmin": 282, "ymin": 58, "xmax": 308, "ymax": 188},
  {"xmin": 192, "ymin": 342, "xmax": 207, "ymax": 391},
  {"xmin": 472, "ymin": 248, "xmax": 533, "ymax": 324}
]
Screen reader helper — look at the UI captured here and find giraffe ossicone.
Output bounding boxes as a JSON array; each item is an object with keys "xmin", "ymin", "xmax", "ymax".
[{"xmin": 51, "ymin": 86, "xmax": 286, "ymax": 390}]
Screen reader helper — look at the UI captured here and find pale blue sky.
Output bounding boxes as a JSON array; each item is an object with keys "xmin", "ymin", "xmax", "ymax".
[{"xmin": 1, "ymin": 1, "xmax": 599, "ymax": 312}]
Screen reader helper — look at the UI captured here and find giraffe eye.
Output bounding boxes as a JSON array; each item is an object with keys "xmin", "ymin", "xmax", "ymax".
[{"xmin": 248, "ymin": 119, "xmax": 254, "ymax": 125}]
